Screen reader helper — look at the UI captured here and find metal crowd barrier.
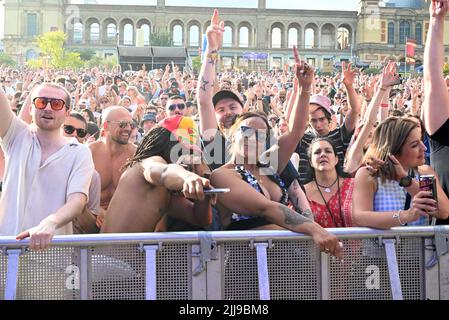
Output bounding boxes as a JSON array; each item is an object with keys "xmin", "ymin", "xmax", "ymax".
[{"xmin": 1, "ymin": 226, "xmax": 449, "ymax": 300}]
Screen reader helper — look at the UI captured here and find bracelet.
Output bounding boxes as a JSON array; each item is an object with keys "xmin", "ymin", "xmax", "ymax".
[
  {"xmin": 365, "ymin": 99, "xmax": 372, "ymax": 102},
  {"xmin": 381, "ymin": 103, "xmax": 389, "ymax": 108},
  {"xmin": 379, "ymin": 87, "xmax": 387, "ymax": 91},
  {"xmin": 206, "ymin": 52, "xmax": 219, "ymax": 61},
  {"xmin": 393, "ymin": 210, "xmax": 406, "ymax": 226}
]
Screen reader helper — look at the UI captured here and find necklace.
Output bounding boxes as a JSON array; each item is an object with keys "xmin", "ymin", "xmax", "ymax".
[
  {"xmin": 315, "ymin": 176, "xmax": 338, "ymax": 193},
  {"xmin": 314, "ymin": 176, "xmax": 342, "ymax": 227}
]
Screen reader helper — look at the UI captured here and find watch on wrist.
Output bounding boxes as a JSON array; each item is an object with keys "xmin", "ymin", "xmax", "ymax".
[{"xmin": 398, "ymin": 176, "xmax": 412, "ymax": 188}]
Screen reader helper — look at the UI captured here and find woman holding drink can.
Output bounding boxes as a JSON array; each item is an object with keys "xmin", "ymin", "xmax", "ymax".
[{"xmin": 352, "ymin": 116, "xmax": 449, "ymax": 228}]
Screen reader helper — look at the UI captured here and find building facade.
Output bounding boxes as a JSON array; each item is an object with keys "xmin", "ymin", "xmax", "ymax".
[{"xmin": 2, "ymin": 0, "xmax": 448, "ymax": 71}]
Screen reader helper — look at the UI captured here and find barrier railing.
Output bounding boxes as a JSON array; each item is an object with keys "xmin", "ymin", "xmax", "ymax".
[{"xmin": 1, "ymin": 226, "xmax": 449, "ymax": 300}]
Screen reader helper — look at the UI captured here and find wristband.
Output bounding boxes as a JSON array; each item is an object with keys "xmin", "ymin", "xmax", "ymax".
[
  {"xmin": 379, "ymin": 87, "xmax": 387, "ymax": 91},
  {"xmin": 381, "ymin": 103, "xmax": 389, "ymax": 108}
]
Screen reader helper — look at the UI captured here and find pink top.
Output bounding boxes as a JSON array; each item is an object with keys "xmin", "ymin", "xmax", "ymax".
[{"xmin": 308, "ymin": 178, "xmax": 354, "ymax": 228}]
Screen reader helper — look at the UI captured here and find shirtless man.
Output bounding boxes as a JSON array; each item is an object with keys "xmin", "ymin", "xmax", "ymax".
[
  {"xmin": 101, "ymin": 115, "xmax": 214, "ymax": 233},
  {"xmin": 89, "ymin": 106, "xmax": 137, "ymax": 228}
]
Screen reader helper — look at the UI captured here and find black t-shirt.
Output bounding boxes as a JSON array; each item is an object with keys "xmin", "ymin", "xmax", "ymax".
[
  {"xmin": 430, "ymin": 118, "xmax": 449, "ymax": 147},
  {"xmin": 430, "ymin": 121, "xmax": 449, "ymax": 225},
  {"xmin": 296, "ymin": 125, "xmax": 354, "ymax": 184}
]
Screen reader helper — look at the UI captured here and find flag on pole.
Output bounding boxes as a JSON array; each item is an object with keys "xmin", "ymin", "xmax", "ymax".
[{"xmin": 406, "ymin": 38, "xmax": 417, "ymax": 63}]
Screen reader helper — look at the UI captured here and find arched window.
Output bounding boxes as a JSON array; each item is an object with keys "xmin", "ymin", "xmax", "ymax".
[
  {"xmin": 388, "ymin": 22, "xmax": 395, "ymax": 45},
  {"xmin": 90, "ymin": 23, "xmax": 100, "ymax": 42},
  {"xmin": 288, "ymin": 28, "xmax": 298, "ymax": 48},
  {"xmin": 223, "ymin": 26, "xmax": 233, "ymax": 47},
  {"xmin": 189, "ymin": 25, "xmax": 200, "ymax": 47},
  {"xmin": 271, "ymin": 27, "xmax": 281, "ymax": 48},
  {"xmin": 124, "ymin": 23, "xmax": 134, "ymax": 45},
  {"xmin": 337, "ymin": 27, "xmax": 350, "ymax": 49},
  {"xmin": 399, "ymin": 21, "xmax": 410, "ymax": 44},
  {"xmin": 107, "ymin": 23, "xmax": 117, "ymax": 39},
  {"xmin": 25, "ymin": 49, "xmax": 37, "ymax": 61},
  {"xmin": 173, "ymin": 24, "xmax": 183, "ymax": 46},
  {"xmin": 74, "ymin": 22, "xmax": 83, "ymax": 44},
  {"xmin": 239, "ymin": 26, "xmax": 249, "ymax": 48},
  {"xmin": 415, "ymin": 23, "xmax": 422, "ymax": 45},
  {"xmin": 141, "ymin": 24, "xmax": 150, "ymax": 46},
  {"xmin": 305, "ymin": 28, "xmax": 315, "ymax": 49}
]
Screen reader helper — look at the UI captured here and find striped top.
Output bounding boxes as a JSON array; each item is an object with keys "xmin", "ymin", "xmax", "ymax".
[{"xmin": 296, "ymin": 125, "xmax": 354, "ymax": 184}]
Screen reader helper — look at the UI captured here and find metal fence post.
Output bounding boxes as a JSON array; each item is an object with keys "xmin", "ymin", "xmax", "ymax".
[
  {"xmin": 143, "ymin": 245, "xmax": 159, "ymax": 300},
  {"xmin": 383, "ymin": 239, "xmax": 403, "ymax": 300},
  {"xmin": 5, "ymin": 249, "xmax": 22, "ymax": 300},
  {"xmin": 254, "ymin": 242, "xmax": 270, "ymax": 300}
]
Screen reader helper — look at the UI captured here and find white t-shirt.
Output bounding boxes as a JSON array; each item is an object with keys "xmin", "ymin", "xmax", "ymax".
[{"xmin": 0, "ymin": 117, "xmax": 94, "ymax": 236}]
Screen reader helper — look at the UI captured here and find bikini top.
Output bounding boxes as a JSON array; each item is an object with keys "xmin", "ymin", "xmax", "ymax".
[{"xmin": 234, "ymin": 165, "xmax": 289, "ymax": 206}]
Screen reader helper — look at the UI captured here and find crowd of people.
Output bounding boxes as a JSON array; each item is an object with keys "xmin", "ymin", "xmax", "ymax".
[{"xmin": 1, "ymin": 2, "xmax": 449, "ymax": 261}]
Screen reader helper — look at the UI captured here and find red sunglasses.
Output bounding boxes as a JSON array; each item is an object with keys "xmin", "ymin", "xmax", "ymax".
[{"xmin": 33, "ymin": 97, "xmax": 66, "ymax": 111}]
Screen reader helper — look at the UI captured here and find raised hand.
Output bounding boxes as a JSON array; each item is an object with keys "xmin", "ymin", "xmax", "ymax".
[
  {"xmin": 293, "ymin": 45, "xmax": 314, "ymax": 90},
  {"xmin": 206, "ymin": 9, "xmax": 225, "ymax": 51},
  {"xmin": 379, "ymin": 62, "xmax": 400, "ymax": 89},
  {"xmin": 341, "ymin": 61, "xmax": 359, "ymax": 87},
  {"xmin": 430, "ymin": 0, "xmax": 449, "ymax": 18}
]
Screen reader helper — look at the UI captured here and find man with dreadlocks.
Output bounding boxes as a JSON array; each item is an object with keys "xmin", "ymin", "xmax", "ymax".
[{"xmin": 100, "ymin": 115, "xmax": 215, "ymax": 233}]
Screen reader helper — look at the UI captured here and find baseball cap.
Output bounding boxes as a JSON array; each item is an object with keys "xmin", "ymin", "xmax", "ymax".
[
  {"xmin": 212, "ymin": 90, "xmax": 244, "ymax": 108},
  {"xmin": 309, "ymin": 95, "xmax": 332, "ymax": 116},
  {"xmin": 140, "ymin": 113, "xmax": 157, "ymax": 126},
  {"xmin": 159, "ymin": 115, "xmax": 201, "ymax": 153}
]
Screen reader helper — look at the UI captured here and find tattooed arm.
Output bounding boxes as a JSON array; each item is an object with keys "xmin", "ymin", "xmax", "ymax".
[
  {"xmin": 197, "ymin": 10, "xmax": 224, "ymax": 141},
  {"xmin": 211, "ymin": 168, "xmax": 343, "ymax": 258},
  {"xmin": 288, "ymin": 179, "xmax": 315, "ymax": 221}
]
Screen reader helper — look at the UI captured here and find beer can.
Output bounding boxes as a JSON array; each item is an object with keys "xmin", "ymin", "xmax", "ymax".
[{"xmin": 419, "ymin": 174, "xmax": 438, "ymax": 202}]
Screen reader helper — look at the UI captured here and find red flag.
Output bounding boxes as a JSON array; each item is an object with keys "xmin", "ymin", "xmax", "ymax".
[{"xmin": 406, "ymin": 38, "xmax": 417, "ymax": 59}]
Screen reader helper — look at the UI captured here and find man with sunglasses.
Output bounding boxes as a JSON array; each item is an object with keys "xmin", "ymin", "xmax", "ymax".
[
  {"xmin": 0, "ymin": 83, "xmax": 94, "ymax": 250},
  {"xmin": 89, "ymin": 106, "xmax": 137, "ymax": 229},
  {"xmin": 166, "ymin": 95, "xmax": 188, "ymax": 117}
]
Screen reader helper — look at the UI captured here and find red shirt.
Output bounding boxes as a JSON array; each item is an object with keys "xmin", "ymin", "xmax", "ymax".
[{"xmin": 308, "ymin": 178, "xmax": 354, "ymax": 228}]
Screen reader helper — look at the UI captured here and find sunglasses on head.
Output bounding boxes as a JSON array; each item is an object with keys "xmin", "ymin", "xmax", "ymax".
[
  {"xmin": 63, "ymin": 125, "xmax": 87, "ymax": 138},
  {"xmin": 168, "ymin": 103, "xmax": 186, "ymax": 111},
  {"xmin": 107, "ymin": 120, "xmax": 137, "ymax": 129},
  {"xmin": 33, "ymin": 97, "xmax": 66, "ymax": 111},
  {"xmin": 239, "ymin": 125, "xmax": 267, "ymax": 141}
]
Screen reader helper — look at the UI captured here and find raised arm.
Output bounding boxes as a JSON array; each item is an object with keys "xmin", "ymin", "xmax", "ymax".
[
  {"xmin": 0, "ymin": 86, "xmax": 15, "ymax": 138},
  {"xmin": 424, "ymin": 0, "xmax": 449, "ymax": 135},
  {"xmin": 341, "ymin": 62, "xmax": 361, "ymax": 133},
  {"xmin": 277, "ymin": 46, "xmax": 312, "ymax": 173},
  {"xmin": 197, "ymin": 9, "xmax": 224, "ymax": 141},
  {"xmin": 344, "ymin": 63, "xmax": 399, "ymax": 174}
]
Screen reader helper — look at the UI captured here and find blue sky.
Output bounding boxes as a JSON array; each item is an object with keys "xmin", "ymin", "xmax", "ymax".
[{"xmin": 0, "ymin": 0, "xmax": 360, "ymax": 39}]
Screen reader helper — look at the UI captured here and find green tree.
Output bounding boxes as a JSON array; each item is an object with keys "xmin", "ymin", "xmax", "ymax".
[
  {"xmin": 85, "ymin": 55, "xmax": 117, "ymax": 71},
  {"xmin": 27, "ymin": 31, "xmax": 84, "ymax": 69},
  {"xmin": 443, "ymin": 63, "xmax": 449, "ymax": 76},
  {"xmin": 191, "ymin": 55, "xmax": 201, "ymax": 73},
  {"xmin": 149, "ymin": 30, "xmax": 173, "ymax": 46},
  {"xmin": 0, "ymin": 53, "xmax": 17, "ymax": 67},
  {"xmin": 70, "ymin": 48, "xmax": 96, "ymax": 61}
]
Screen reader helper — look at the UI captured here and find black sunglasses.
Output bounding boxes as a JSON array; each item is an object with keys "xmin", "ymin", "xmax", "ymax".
[
  {"xmin": 63, "ymin": 125, "xmax": 87, "ymax": 138},
  {"xmin": 107, "ymin": 120, "xmax": 137, "ymax": 129},
  {"xmin": 239, "ymin": 125, "xmax": 267, "ymax": 141},
  {"xmin": 168, "ymin": 103, "xmax": 186, "ymax": 111}
]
